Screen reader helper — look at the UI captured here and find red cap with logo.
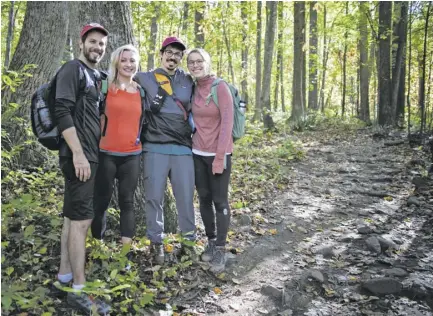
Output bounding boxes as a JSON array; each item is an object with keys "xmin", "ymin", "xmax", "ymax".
[
  {"xmin": 160, "ymin": 37, "xmax": 186, "ymax": 51},
  {"xmin": 80, "ymin": 23, "xmax": 109, "ymax": 38}
]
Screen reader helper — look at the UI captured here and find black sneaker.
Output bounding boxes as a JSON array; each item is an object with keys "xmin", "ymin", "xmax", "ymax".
[
  {"xmin": 67, "ymin": 291, "xmax": 111, "ymax": 315},
  {"xmin": 51, "ymin": 280, "xmax": 70, "ymax": 298},
  {"xmin": 201, "ymin": 239, "xmax": 216, "ymax": 262},
  {"xmin": 209, "ymin": 247, "xmax": 226, "ymax": 274},
  {"xmin": 151, "ymin": 243, "xmax": 165, "ymax": 265}
]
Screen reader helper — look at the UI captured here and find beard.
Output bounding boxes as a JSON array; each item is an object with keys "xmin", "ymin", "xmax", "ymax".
[{"xmin": 83, "ymin": 46, "xmax": 102, "ymax": 64}]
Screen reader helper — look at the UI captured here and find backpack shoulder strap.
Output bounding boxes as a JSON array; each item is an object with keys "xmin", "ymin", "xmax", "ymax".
[
  {"xmin": 205, "ymin": 78, "xmax": 223, "ymax": 107},
  {"xmin": 101, "ymin": 79, "xmax": 109, "ymax": 95},
  {"xmin": 154, "ymin": 73, "xmax": 173, "ymax": 95}
]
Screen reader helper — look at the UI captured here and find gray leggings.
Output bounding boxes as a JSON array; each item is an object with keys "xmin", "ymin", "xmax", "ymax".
[{"xmin": 193, "ymin": 154, "xmax": 231, "ymax": 246}]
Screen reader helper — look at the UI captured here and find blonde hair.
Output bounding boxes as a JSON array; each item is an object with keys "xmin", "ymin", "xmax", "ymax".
[
  {"xmin": 108, "ymin": 44, "xmax": 140, "ymax": 87},
  {"xmin": 186, "ymin": 48, "xmax": 212, "ymax": 78}
]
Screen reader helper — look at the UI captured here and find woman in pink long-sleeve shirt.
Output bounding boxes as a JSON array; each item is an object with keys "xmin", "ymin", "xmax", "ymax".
[{"xmin": 187, "ymin": 48, "xmax": 234, "ymax": 273}]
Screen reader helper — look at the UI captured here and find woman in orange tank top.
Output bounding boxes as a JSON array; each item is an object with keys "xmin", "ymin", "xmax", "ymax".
[{"xmin": 91, "ymin": 44, "xmax": 144, "ymax": 269}]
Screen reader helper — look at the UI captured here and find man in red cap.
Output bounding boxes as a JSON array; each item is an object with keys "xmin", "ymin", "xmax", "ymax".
[
  {"xmin": 135, "ymin": 37, "xmax": 196, "ymax": 265},
  {"xmin": 52, "ymin": 22, "xmax": 110, "ymax": 314}
]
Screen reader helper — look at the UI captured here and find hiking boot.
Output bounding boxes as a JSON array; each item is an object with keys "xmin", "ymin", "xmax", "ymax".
[
  {"xmin": 50, "ymin": 280, "xmax": 69, "ymax": 299},
  {"xmin": 150, "ymin": 243, "xmax": 165, "ymax": 265},
  {"xmin": 209, "ymin": 246, "xmax": 226, "ymax": 274},
  {"xmin": 67, "ymin": 291, "xmax": 111, "ymax": 315},
  {"xmin": 201, "ymin": 239, "xmax": 216, "ymax": 262}
]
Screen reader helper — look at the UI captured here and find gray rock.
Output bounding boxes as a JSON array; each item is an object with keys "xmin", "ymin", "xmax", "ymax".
[
  {"xmin": 261, "ymin": 285, "xmax": 282, "ymax": 299},
  {"xmin": 377, "ymin": 237, "xmax": 398, "ymax": 251},
  {"xmin": 366, "ymin": 236, "xmax": 382, "ymax": 254},
  {"xmin": 326, "ymin": 154, "xmax": 336, "ymax": 163},
  {"xmin": 358, "ymin": 225, "xmax": 373, "ymax": 234},
  {"xmin": 238, "ymin": 214, "xmax": 252, "ymax": 226},
  {"xmin": 407, "ymin": 196, "xmax": 421, "ymax": 207},
  {"xmin": 383, "ymin": 268, "xmax": 408, "ymax": 277},
  {"xmin": 278, "ymin": 310, "xmax": 293, "ymax": 316},
  {"xmin": 315, "ymin": 246, "xmax": 335, "ymax": 258},
  {"xmin": 339, "ymin": 233, "xmax": 360, "ymax": 242},
  {"xmin": 362, "ymin": 278, "xmax": 402, "ymax": 296},
  {"xmin": 309, "ymin": 270, "xmax": 325, "ymax": 283}
]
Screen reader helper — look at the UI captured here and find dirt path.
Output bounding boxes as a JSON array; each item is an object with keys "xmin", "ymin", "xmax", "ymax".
[{"xmin": 178, "ymin": 129, "xmax": 433, "ymax": 316}]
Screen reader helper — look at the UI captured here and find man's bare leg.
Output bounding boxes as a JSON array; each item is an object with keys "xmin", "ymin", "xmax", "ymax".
[
  {"xmin": 59, "ymin": 217, "xmax": 72, "ymax": 275},
  {"xmin": 68, "ymin": 219, "xmax": 92, "ymax": 286}
]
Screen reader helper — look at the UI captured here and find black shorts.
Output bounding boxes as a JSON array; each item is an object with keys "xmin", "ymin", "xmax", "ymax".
[{"xmin": 60, "ymin": 157, "xmax": 98, "ymax": 221}]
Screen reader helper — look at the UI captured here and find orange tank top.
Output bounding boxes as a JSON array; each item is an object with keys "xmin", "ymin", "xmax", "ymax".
[{"xmin": 99, "ymin": 88, "xmax": 142, "ymax": 154}]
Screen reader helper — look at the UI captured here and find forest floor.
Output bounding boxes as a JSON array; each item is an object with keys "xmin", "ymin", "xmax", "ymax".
[
  {"xmin": 2, "ymin": 122, "xmax": 433, "ymax": 316},
  {"xmin": 173, "ymin": 127, "xmax": 433, "ymax": 316}
]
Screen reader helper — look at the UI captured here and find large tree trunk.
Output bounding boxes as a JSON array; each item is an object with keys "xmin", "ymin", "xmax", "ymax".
[
  {"xmin": 419, "ymin": 1, "xmax": 432, "ymax": 135},
  {"xmin": 4, "ymin": 1, "xmax": 15, "ymax": 69},
  {"xmin": 253, "ymin": 1, "xmax": 263, "ymax": 122},
  {"xmin": 308, "ymin": 1, "xmax": 318, "ymax": 111},
  {"xmin": 291, "ymin": 1, "xmax": 306, "ymax": 121},
  {"xmin": 359, "ymin": 1, "xmax": 371, "ymax": 123},
  {"xmin": 319, "ymin": 4, "xmax": 327, "ymax": 112},
  {"xmin": 2, "ymin": 2, "xmax": 69, "ymax": 158},
  {"xmin": 194, "ymin": 2, "xmax": 205, "ymax": 47},
  {"xmin": 341, "ymin": 2, "xmax": 349, "ymax": 117},
  {"xmin": 391, "ymin": 2, "xmax": 408, "ymax": 125},
  {"xmin": 261, "ymin": 1, "xmax": 277, "ymax": 130},
  {"xmin": 69, "ymin": 1, "xmax": 136, "ymax": 71},
  {"xmin": 277, "ymin": 2, "xmax": 285, "ymax": 112},
  {"xmin": 147, "ymin": 3, "xmax": 159, "ymax": 71},
  {"xmin": 181, "ymin": 3, "xmax": 189, "ymax": 36},
  {"xmin": 241, "ymin": 2, "xmax": 249, "ymax": 105},
  {"xmin": 407, "ymin": 2, "xmax": 413, "ymax": 136},
  {"xmin": 378, "ymin": 1, "xmax": 393, "ymax": 126},
  {"xmin": 222, "ymin": 2, "xmax": 235, "ymax": 84},
  {"xmin": 273, "ymin": 2, "xmax": 283, "ymax": 111}
]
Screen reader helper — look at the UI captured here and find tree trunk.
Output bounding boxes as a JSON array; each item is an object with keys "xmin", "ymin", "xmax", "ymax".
[
  {"xmin": 62, "ymin": 32, "xmax": 74, "ymax": 62},
  {"xmin": 182, "ymin": 3, "xmax": 189, "ymax": 36},
  {"xmin": 419, "ymin": 1, "xmax": 432, "ymax": 135},
  {"xmin": 407, "ymin": 2, "xmax": 412, "ymax": 136},
  {"xmin": 147, "ymin": 3, "xmax": 159, "ymax": 71},
  {"xmin": 222, "ymin": 3, "xmax": 235, "ymax": 84},
  {"xmin": 4, "ymin": 1, "xmax": 15, "ymax": 69},
  {"xmin": 253, "ymin": 1, "xmax": 262, "ymax": 122},
  {"xmin": 341, "ymin": 2, "xmax": 349, "ymax": 117},
  {"xmin": 194, "ymin": 2, "xmax": 205, "ymax": 47},
  {"xmin": 359, "ymin": 1, "xmax": 371, "ymax": 123},
  {"xmin": 391, "ymin": 2, "xmax": 408, "ymax": 125},
  {"xmin": 291, "ymin": 1, "xmax": 306, "ymax": 121},
  {"xmin": 69, "ymin": 2, "xmax": 136, "ymax": 71},
  {"xmin": 241, "ymin": 2, "xmax": 249, "ymax": 105},
  {"xmin": 273, "ymin": 2, "xmax": 284, "ymax": 112},
  {"xmin": 378, "ymin": 1, "xmax": 393, "ymax": 126},
  {"xmin": 261, "ymin": 1, "xmax": 277, "ymax": 130},
  {"xmin": 308, "ymin": 1, "xmax": 318, "ymax": 111},
  {"xmin": 319, "ymin": 4, "xmax": 327, "ymax": 112}
]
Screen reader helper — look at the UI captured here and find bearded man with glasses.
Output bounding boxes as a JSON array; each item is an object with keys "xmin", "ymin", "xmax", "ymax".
[{"xmin": 135, "ymin": 37, "xmax": 196, "ymax": 265}]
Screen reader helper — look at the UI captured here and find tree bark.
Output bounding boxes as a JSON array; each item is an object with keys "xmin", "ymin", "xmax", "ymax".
[
  {"xmin": 147, "ymin": 3, "xmax": 159, "ymax": 71},
  {"xmin": 222, "ymin": 3, "xmax": 235, "ymax": 84},
  {"xmin": 341, "ymin": 2, "xmax": 349, "ymax": 117},
  {"xmin": 359, "ymin": 1, "xmax": 370, "ymax": 123},
  {"xmin": 261, "ymin": 1, "xmax": 277, "ymax": 130},
  {"xmin": 182, "ymin": 3, "xmax": 189, "ymax": 36},
  {"xmin": 391, "ymin": 2, "xmax": 408, "ymax": 125},
  {"xmin": 308, "ymin": 1, "xmax": 318, "ymax": 111},
  {"xmin": 4, "ymin": 1, "xmax": 15, "ymax": 69},
  {"xmin": 273, "ymin": 2, "xmax": 283, "ymax": 111},
  {"xmin": 319, "ymin": 4, "xmax": 327, "ymax": 112},
  {"xmin": 378, "ymin": 1, "xmax": 393, "ymax": 126},
  {"xmin": 419, "ymin": 1, "xmax": 432, "ymax": 135},
  {"xmin": 407, "ymin": 2, "xmax": 413, "ymax": 136},
  {"xmin": 253, "ymin": 1, "xmax": 262, "ymax": 122},
  {"xmin": 241, "ymin": 2, "xmax": 249, "ymax": 105},
  {"xmin": 194, "ymin": 2, "xmax": 205, "ymax": 47},
  {"xmin": 291, "ymin": 1, "xmax": 306, "ymax": 121}
]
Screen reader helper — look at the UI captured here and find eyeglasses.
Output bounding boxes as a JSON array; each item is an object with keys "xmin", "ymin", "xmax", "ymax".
[
  {"xmin": 187, "ymin": 60, "xmax": 204, "ymax": 66},
  {"xmin": 164, "ymin": 50, "xmax": 183, "ymax": 59}
]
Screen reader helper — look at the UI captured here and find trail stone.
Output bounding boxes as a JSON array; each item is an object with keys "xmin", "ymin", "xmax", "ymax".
[
  {"xmin": 366, "ymin": 236, "xmax": 382, "ymax": 254},
  {"xmin": 362, "ymin": 278, "xmax": 402, "ymax": 296},
  {"xmin": 407, "ymin": 196, "xmax": 421, "ymax": 207},
  {"xmin": 315, "ymin": 246, "xmax": 335, "ymax": 258},
  {"xmin": 358, "ymin": 225, "xmax": 373, "ymax": 234},
  {"xmin": 297, "ymin": 226, "xmax": 308, "ymax": 234},
  {"xmin": 383, "ymin": 268, "xmax": 408, "ymax": 277},
  {"xmin": 377, "ymin": 237, "xmax": 398, "ymax": 251},
  {"xmin": 309, "ymin": 270, "xmax": 325, "ymax": 283},
  {"xmin": 279, "ymin": 310, "xmax": 293, "ymax": 316},
  {"xmin": 326, "ymin": 154, "xmax": 336, "ymax": 163},
  {"xmin": 261, "ymin": 285, "xmax": 282, "ymax": 299},
  {"xmin": 229, "ymin": 303, "xmax": 240, "ymax": 311},
  {"xmin": 238, "ymin": 214, "xmax": 252, "ymax": 226}
]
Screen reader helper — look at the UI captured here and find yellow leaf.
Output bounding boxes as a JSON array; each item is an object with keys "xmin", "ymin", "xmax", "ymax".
[
  {"xmin": 214, "ymin": 287, "xmax": 223, "ymax": 294},
  {"xmin": 268, "ymin": 229, "xmax": 278, "ymax": 235},
  {"xmin": 165, "ymin": 244, "xmax": 174, "ymax": 253},
  {"xmin": 384, "ymin": 196, "xmax": 393, "ymax": 201}
]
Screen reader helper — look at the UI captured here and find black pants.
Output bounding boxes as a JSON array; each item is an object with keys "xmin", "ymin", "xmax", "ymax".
[
  {"xmin": 193, "ymin": 154, "xmax": 231, "ymax": 246},
  {"xmin": 91, "ymin": 153, "xmax": 140, "ymax": 239}
]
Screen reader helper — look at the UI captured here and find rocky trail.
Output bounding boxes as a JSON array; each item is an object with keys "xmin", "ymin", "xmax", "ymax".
[{"xmin": 175, "ymin": 128, "xmax": 433, "ymax": 316}]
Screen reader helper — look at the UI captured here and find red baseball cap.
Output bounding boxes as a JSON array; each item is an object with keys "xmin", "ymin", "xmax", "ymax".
[
  {"xmin": 160, "ymin": 37, "xmax": 186, "ymax": 51},
  {"xmin": 80, "ymin": 23, "xmax": 109, "ymax": 38}
]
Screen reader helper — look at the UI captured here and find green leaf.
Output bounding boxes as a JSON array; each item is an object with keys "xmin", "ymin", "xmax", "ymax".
[
  {"xmin": 6, "ymin": 266, "xmax": 14, "ymax": 276},
  {"xmin": 110, "ymin": 284, "xmax": 131, "ymax": 292},
  {"xmin": 1, "ymin": 296, "xmax": 12, "ymax": 310},
  {"xmin": 110, "ymin": 269, "xmax": 118, "ymax": 279},
  {"xmin": 24, "ymin": 225, "xmax": 35, "ymax": 238},
  {"xmin": 41, "ymin": 313, "xmax": 53, "ymax": 316},
  {"xmin": 38, "ymin": 247, "xmax": 47, "ymax": 254}
]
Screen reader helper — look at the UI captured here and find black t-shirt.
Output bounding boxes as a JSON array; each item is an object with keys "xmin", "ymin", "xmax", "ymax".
[{"xmin": 54, "ymin": 59, "xmax": 101, "ymax": 163}]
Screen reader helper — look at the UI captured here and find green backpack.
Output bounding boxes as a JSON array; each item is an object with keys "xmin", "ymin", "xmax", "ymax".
[{"xmin": 205, "ymin": 78, "xmax": 246, "ymax": 141}]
